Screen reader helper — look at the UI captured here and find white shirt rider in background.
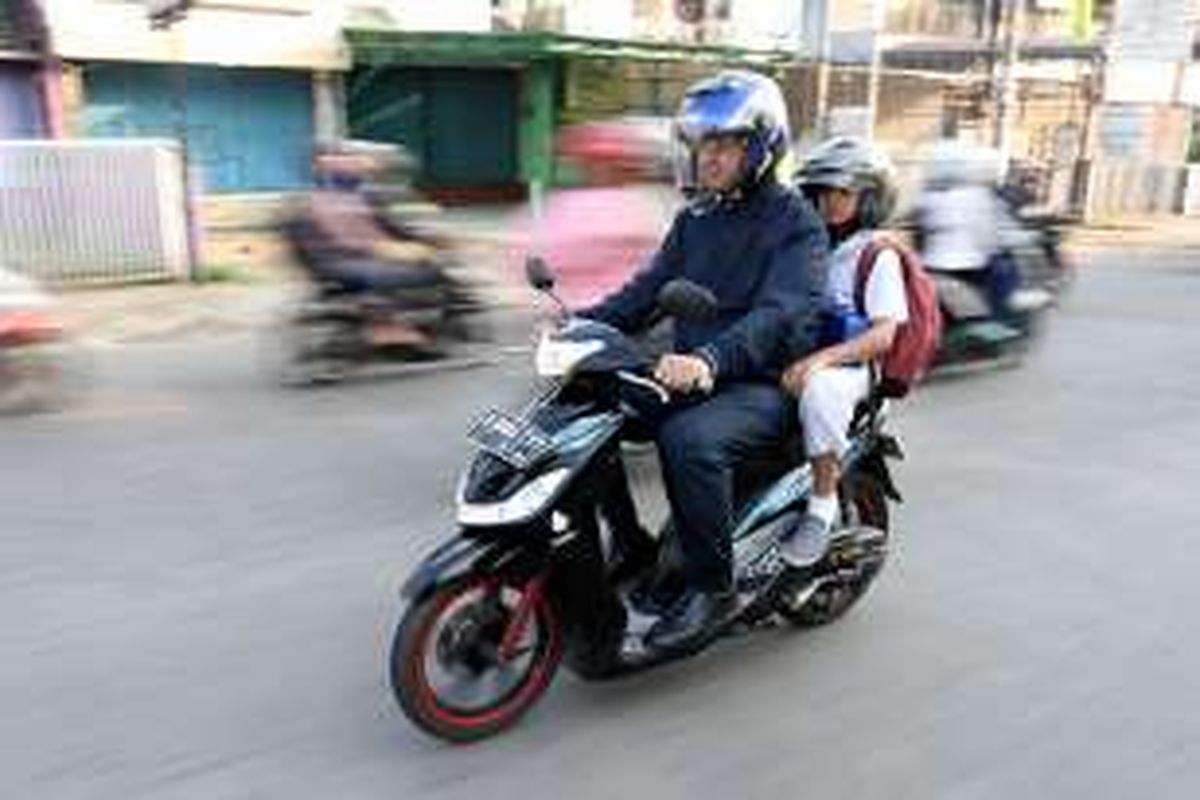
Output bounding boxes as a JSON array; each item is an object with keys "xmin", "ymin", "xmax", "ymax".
[
  {"xmin": 780, "ymin": 137, "xmax": 910, "ymax": 567},
  {"xmin": 916, "ymin": 180, "xmax": 999, "ymax": 273},
  {"xmin": 914, "ymin": 140, "xmax": 1002, "ymax": 274}
]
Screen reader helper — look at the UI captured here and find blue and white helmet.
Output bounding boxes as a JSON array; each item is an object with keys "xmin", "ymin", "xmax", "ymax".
[{"xmin": 673, "ymin": 70, "xmax": 791, "ymax": 199}]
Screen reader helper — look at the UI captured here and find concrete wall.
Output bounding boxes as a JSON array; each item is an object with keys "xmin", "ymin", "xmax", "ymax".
[
  {"xmin": 1097, "ymin": 0, "xmax": 1194, "ymax": 163},
  {"xmin": 1100, "ymin": 103, "xmax": 1190, "ymax": 161},
  {"xmin": 1110, "ymin": 0, "xmax": 1192, "ymax": 61},
  {"xmin": 41, "ymin": 0, "xmax": 348, "ymax": 71},
  {"xmin": 357, "ymin": 0, "xmax": 492, "ymax": 33}
]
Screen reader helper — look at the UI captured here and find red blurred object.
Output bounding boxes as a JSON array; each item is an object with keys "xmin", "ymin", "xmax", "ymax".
[
  {"xmin": 513, "ymin": 118, "xmax": 676, "ymax": 307},
  {"xmin": 517, "ymin": 185, "xmax": 675, "ymax": 308},
  {"xmin": 0, "ymin": 310, "xmax": 63, "ymax": 345},
  {"xmin": 555, "ymin": 121, "xmax": 646, "ymax": 167}
]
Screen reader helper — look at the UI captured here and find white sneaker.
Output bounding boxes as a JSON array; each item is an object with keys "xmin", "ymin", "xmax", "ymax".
[
  {"xmin": 779, "ymin": 513, "xmax": 834, "ymax": 568},
  {"xmin": 1007, "ymin": 287, "xmax": 1053, "ymax": 313}
]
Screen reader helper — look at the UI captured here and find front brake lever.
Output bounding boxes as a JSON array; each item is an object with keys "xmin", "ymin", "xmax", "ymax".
[{"xmin": 616, "ymin": 370, "xmax": 671, "ymax": 405}]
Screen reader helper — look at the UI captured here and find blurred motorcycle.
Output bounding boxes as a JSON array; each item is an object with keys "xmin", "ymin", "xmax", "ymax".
[
  {"xmin": 995, "ymin": 195, "xmax": 1075, "ymax": 299},
  {"xmin": 905, "ymin": 143, "xmax": 1066, "ymax": 370},
  {"xmin": 928, "ymin": 267, "xmax": 1052, "ymax": 369},
  {"xmin": 277, "ymin": 222, "xmax": 488, "ymax": 385},
  {"xmin": 0, "ymin": 267, "xmax": 70, "ymax": 414}
]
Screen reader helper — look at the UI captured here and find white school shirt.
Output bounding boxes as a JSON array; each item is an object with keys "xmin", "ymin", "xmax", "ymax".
[{"xmin": 823, "ymin": 230, "xmax": 910, "ymax": 324}]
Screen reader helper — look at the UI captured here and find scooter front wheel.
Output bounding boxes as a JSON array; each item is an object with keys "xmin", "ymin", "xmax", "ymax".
[
  {"xmin": 273, "ymin": 313, "xmax": 359, "ymax": 386},
  {"xmin": 390, "ymin": 574, "xmax": 563, "ymax": 744}
]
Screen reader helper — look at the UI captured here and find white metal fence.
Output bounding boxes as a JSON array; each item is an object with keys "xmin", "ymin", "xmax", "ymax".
[
  {"xmin": 0, "ymin": 139, "xmax": 191, "ymax": 285},
  {"xmin": 1082, "ymin": 160, "xmax": 1187, "ymax": 219}
]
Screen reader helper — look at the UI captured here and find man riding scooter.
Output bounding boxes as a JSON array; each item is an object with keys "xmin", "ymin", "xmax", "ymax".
[{"xmin": 580, "ymin": 70, "xmax": 829, "ymax": 650}]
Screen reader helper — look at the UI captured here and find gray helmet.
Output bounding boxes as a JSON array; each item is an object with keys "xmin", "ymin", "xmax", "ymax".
[{"xmin": 794, "ymin": 136, "xmax": 897, "ymax": 227}]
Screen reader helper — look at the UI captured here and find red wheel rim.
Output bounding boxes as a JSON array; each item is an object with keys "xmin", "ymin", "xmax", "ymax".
[{"xmin": 407, "ymin": 577, "xmax": 560, "ymax": 731}]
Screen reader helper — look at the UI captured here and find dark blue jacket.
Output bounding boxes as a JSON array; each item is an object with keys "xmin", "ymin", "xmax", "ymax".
[{"xmin": 582, "ymin": 183, "xmax": 829, "ymax": 383}]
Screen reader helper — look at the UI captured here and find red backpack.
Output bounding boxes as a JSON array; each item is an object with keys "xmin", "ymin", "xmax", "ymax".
[{"xmin": 854, "ymin": 235, "xmax": 943, "ymax": 398}]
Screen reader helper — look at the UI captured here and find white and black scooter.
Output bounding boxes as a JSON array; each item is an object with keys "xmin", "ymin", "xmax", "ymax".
[{"xmin": 388, "ymin": 258, "xmax": 904, "ymax": 743}]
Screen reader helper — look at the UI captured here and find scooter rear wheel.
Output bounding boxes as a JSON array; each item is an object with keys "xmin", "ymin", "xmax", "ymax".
[
  {"xmin": 275, "ymin": 314, "xmax": 358, "ymax": 386},
  {"xmin": 390, "ymin": 575, "xmax": 563, "ymax": 743},
  {"xmin": 776, "ymin": 476, "xmax": 890, "ymax": 628}
]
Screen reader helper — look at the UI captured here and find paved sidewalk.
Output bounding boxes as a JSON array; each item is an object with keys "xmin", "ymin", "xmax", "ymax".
[
  {"xmin": 58, "ymin": 283, "xmax": 295, "ymax": 346},
  {"xmin": 56, "ymin": 232, "xmax": 527, "ymax": 348},
  {"xmin": 1067, "ymin": 214, "xmax": 1200, "ymax": 251},
  {"xmin": 51, "ymin": 201, "xmax": 1200, "ymax": 348}
]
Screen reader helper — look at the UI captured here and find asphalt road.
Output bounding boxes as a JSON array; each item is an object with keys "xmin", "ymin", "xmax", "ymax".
[{"xmin": 4, "ymin": 249, "xmax": 1200, "ymax": 799}]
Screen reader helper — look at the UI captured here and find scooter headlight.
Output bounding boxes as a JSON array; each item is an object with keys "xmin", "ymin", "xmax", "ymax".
[
  {"xmin": 535, "ymin": 332, "xmax": 605, "ymax": 378},
  {"xmin": 457, "ymin": 467, "xmax": 572, "ymax": 527}
]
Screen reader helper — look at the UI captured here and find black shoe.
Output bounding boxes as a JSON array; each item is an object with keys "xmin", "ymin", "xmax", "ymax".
[
  {"xmin": 646, "ymin": 589, "xmax": 737, "ymax": 651},
  {"xmin": 608, "ymin": 536, "xmax": 660, "ymax": 587},
  {"xmin": 628, "ymin": 569, "xmax": 687, "ymax": 617}
]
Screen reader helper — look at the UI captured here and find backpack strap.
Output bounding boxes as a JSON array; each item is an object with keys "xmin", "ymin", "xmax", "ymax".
[{"xmin": 853, "ymin": 235, "xmax": 882, "ymax": 315}]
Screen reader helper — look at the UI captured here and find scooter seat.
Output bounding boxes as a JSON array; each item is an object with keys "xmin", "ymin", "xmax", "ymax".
[{"xmin": 734, "ymin": 428, "xmax": 806, "ymax": 505}]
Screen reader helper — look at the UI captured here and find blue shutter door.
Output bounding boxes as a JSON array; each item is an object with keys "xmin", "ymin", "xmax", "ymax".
[{"xmin": 84, "ymin": 64, "xmax": 314, "ymax": 192}]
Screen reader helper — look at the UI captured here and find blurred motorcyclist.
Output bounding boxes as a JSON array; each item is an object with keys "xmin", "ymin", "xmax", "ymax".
[
  {"xmin": 518, "ymin": 118, "xmax": 675, "ymax": 309},
  {"xmin": 579, "ymin": 71, "xmax": 828, "ymax": 650},
  {"xmin": 286, "ymin": 141, "xmax": 450, "ymax": 346},
  {"xmin": 912, "ymin": 140, "xmax": 1012, "ymax": 316},
  {"xmin": 914, "ymin": 141, "xmax": 1000, "ymax": 272}
]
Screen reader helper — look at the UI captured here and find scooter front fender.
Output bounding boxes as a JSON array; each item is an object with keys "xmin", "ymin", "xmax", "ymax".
[{"xmin": 400, "ymin": 530, "xmax": 543, "ymax": 604}]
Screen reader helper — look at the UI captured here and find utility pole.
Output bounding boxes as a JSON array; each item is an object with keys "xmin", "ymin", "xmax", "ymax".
[
  {"xmin": 811, "ymin": 0, "xmax": 832, "ymax": 139},
  {"xmin": 993, "ymin": 0, "xmax": 1024, "ymax": 165},
  {"xmin": 807, "ymin": 0, "xmax": 884, "ymax": 141},
  {"xmin": 865, "ymin": 0, "xmax": 886, "ymax": 141}
]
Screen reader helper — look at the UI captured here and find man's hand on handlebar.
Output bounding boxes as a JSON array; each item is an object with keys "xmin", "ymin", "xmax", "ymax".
[{"xmin": 654, "ymin": 354, "xmax": 714, "ymax": 395}]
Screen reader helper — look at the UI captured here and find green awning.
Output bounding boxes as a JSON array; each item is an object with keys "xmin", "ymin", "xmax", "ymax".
[{"xmin": 346, "ymin": 28, "xmax": 802, "ymax": 68}]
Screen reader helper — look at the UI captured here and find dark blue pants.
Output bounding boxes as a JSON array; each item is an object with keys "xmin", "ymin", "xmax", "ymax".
[
  {"xmin": 311, "ymin": 258, "xmax": 443, "ymax": 295},
  {"xmin": 656, "ymin": 383, "xmax": 791, "ymax": 592}
]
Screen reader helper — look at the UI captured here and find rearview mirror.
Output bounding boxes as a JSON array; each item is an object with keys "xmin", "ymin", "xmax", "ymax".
[
  {"xmin": 657, "ymin": 279, "xmax": 718, "ymax": 322},
  {"xmin": 525, "ymin": 256, "xmax": 556, "ymax": 292}
]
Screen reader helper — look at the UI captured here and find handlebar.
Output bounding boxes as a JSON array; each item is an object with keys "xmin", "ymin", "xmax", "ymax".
[{"xmin": 616, "ymin": 370, "xmax": 671, "ymax": 405}]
